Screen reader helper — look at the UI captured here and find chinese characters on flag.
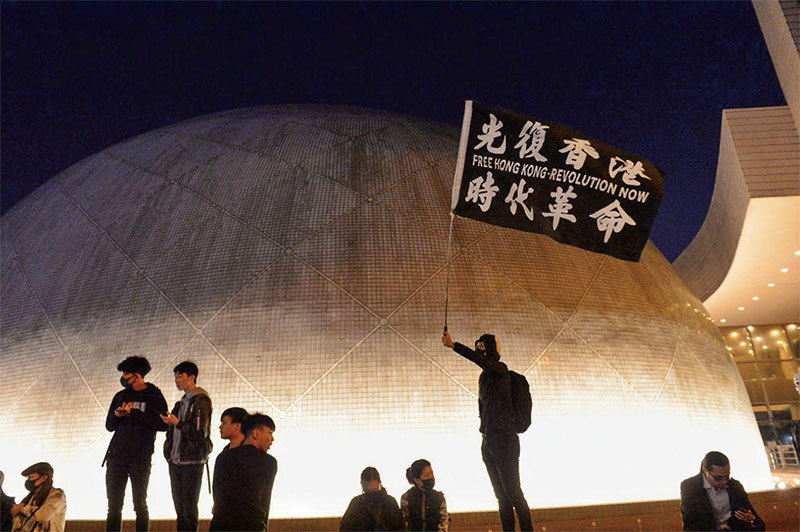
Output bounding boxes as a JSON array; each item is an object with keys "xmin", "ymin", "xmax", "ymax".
[{"xmin": 451, "ymin": 101, "xmax": 664, "ymax": 261}]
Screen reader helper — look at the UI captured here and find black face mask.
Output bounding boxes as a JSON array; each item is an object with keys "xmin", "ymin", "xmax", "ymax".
[
  {"xmin": 120, "ymin": 376, "xmax": 134, "ymax": 389},
  {"xmin": 24, "ymin": 479, "xmax": 38, "ymax": 492},
  {"xmin": 421, "ymin": 478, "xmax": 435, "ymax": 491}
]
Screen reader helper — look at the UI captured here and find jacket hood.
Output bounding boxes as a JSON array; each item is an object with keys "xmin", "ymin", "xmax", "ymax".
[{"xmin": 477, "ymin": 334, "xmax": 500, "ymax": 359}]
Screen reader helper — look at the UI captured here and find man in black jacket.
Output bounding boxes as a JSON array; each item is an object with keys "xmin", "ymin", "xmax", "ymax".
[
  {"xmin": 161, "ymin": 361, "xmax": 213, "ymax": 532},
  {"xmin": 340, "ymin": 467, "xmax": 403, "ymax": 532},
  {"xmin": 680, "ymin": 451, "xmax": 765, "ymax": 531},
  {"xmin": 442, "ymin": 331, "xmax": 532, "ymax": 532},
  {"xmin": 104, "ymin": 356, "xmax": 168, "ymax": 532},
  {"xmin": 210, "ymin": 413, "xmax": 277, "ymax": 532}
]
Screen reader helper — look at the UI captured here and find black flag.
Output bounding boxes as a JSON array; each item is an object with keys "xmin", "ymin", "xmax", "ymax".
[{"xmin": 451, "ymin": 101, "xmax": 664, "ymax": 261}]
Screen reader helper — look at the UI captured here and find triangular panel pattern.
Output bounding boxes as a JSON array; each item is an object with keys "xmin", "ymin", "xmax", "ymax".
[
  {"xmin": 202, "ymin": 255, "xmax": 379, "ymax": 411},
  {"xmin": 66, "ymin": 270, "xmax": 197, "ymax": 410},
  {"xmin": 375, "ymin": 159, "xmax": 491, "ymax": 247},
  {"xmin": 239, "ymin": 121, "xmax": 349, "ymax": 166},
  {"xmin": 470, "ymin": 227, "xmax": 605, "ymax": 323},
  {"xmin": 303, "ymin": 134, "xmax": 429, "ymax": 197},
  {"xmin": 101, "ymin": 181, "xmax": 284, "ymax": 326},
  {"xmin": 390, "ymin": 253, "xmax": 564, "ymax": 395},
  {"xmin": 3, "ymin": 353, "xmax": 105, "ymax": 456},
  {"xmin": 185, "ymin": 148, "xmax": 362, "ymax": 248},
  {"xmin": 568, "ymin": 256, "xmax": 681, "ymax": 403},
  {"xmin": 0, "ymin": 231, "xmax": 66, "ymax": 414},
  {"xmin": 151, "ymin": 336, "xmax": 283, "ymax": 428},
  {"xmin": 527, "ymin": 327, "xmax": 646, "ymax": 416},
  {"xmin": 294, "ymin": 202, "xmax": 451, "ymax": 318},
  {"xmin": 286, "ymin": 327, "xmax": 476, "ymax": 432},
  {"xmin": 289, "ymin": 107, "xmax": 397, "ymax": 137},
  {"xmin": 110, "ymin": 131, "xmax": 227, "ymax": 182}
]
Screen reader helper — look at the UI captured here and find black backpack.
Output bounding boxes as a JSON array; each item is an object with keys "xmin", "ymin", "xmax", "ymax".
[{"xmin": 509, "ymin": 370, "xmax": 532, "ymax": 433}]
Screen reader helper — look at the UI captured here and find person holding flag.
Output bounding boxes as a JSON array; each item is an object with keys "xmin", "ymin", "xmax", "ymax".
[{"xmin": 441, "ymin": 331, "xmax": 533, "ymax": 532}]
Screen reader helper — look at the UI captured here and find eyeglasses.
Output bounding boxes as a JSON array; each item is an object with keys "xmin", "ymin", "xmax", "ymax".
[{"xmin": 707, "ymin": 472, "xmax": 730, "ymax": 482}]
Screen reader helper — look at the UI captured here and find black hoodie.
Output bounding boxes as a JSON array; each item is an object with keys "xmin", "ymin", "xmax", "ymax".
[
  {"xmin": 340, "ymin": 488, "xmax": 404, "ymax": 532},
  {"xmin": 105, "ymin": 383, "xmax": 168, "ymax": 464},
  {"xmin": 452, "ymin": 339, "xmax": 514, "ymax": 434}
]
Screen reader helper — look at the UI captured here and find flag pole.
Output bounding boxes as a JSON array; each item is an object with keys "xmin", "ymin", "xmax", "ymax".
[{"xmin": 444, "ymin": 212, "xmax": 455, "ymax": 332}]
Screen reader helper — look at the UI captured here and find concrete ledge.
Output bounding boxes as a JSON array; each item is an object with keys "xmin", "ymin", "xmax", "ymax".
[{"xmin": 66, "ymin": 488, "xmax": 799, "ymax": 531}]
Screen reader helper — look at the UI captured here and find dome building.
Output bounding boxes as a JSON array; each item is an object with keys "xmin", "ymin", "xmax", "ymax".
[{"xmin": 0, "ymin": 106, "xmax": 771, "ymax": 519}]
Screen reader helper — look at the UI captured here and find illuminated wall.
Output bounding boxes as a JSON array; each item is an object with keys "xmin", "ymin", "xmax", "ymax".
[{"xmin": 0, "ymin": 106, "xmax": 772, "ymax": 519}]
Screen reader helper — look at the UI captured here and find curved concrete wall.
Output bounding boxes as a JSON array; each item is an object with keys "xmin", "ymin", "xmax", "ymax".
[{"xmin": 0, "ymin": 106, "xmax": 771, "ymax": 518}]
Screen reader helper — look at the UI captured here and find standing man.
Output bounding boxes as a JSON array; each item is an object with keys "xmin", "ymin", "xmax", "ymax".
[
  {"xmin": 161, "ymin": 361, "xmax": 213, "ymax": 532},
  {"xmin": 442, "ymin": 331, "xmax": 533, "ymax": 532},
  {"xmin": 104, "ymin": 356, "xmax": 168, "ymax": 532},
  {"xmin": 210, "ymin": 413, "xmax": 278, "ymax": 532},
  {"xmin": 218, "ymin": 407, "xmax": 249, "ymax": 451},
  {"xmin": 680, "ymin": 451, "xmax": 765, "ymax": 531}
]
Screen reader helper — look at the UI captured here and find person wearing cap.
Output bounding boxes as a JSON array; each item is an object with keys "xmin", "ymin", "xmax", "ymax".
[
  {"xmin": 339, "ymin": 467, "xmax": 403, "ymax": 532},
  {"xmin": 1, "ymin": 470, "xmax": 16, "ymax": 532},
  {"xmin": 442, "ymin": 331, "xmax": 533, "ymax": 532},
  {"xmin": 104, "ymin": 355, "xmax": 168, "ymax": 532},
  {"xmin": 9, "ymin": 463, "xmax": 65, "ymax": 532}
]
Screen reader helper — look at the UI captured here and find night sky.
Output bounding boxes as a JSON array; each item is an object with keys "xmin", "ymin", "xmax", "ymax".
[{"xmin": 1, "ymin": 2, "xmax": 786, "ymax": 261}]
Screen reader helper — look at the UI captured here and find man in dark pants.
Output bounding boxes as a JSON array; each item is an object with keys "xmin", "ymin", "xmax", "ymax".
[
  {"xmin": 442, "ymin": 331, "xmax": 532, "ymax": 532},
  {"xmin": 161, "ymin": 361, "xmax": 213, "ymax": 532},
  {"xmin": 104, "ymin": 356, "xmax": 168, "ymax": 532},
  {"xmin": 210, "ymin": 413, "xmax": 278, "ymax": 532},
  {"xmin": 680, "ymin": 451, "xmax": 765, "ymax": 531}
]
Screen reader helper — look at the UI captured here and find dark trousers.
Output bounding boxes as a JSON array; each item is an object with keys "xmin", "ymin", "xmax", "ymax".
[
  {"xmin": 105, "ymin": 459, "xmax": 151, "ymax": 532},
  {"xmin": 169, "ymin": 462, "xmax": 205, "ymax": 532},
  {"xmin": 481, "ymin": 431, "xmax": 533, "ymax": 532}
]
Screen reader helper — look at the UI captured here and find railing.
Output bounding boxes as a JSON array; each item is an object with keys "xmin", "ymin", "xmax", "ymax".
[{"xmin": 765, "ymin": 443, "xmax": 800, "ymax": 468}]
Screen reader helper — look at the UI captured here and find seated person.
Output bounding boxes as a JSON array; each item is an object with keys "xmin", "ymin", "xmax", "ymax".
[
  {"xmin": 340, "ymin": 467, "xmax": 403, "ymax": 532},
  {"xmin": 680, "ymin": 451, "xmax": 765, "ymax": 531},
  {"xmin": 401, "ymin": 459, "xmax": 448, "ymax": 531}
]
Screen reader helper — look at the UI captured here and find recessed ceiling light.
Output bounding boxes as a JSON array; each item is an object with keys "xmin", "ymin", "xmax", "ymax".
[
  {"xmin": 778, "ymin": 340, "xmax": 784, "ymax": 345},
  {"xmin": 730, "ymin": 332, "xmax": 738, "ymax": 338},
  {"xmin": 755, "ymin": 336, "xmax": 762, "ymax": 341},
  {"xmin": 752, "ymin": 296, "xmax": 759, "ymax": 301},
  {"xmin": 748, "ymin": 350, "xmax": 754, "ymax": 354},
  {"xmin": 771, "ymin": 330, "xmax": 779, "ymax": 336},
  {"xmin": 726, "ymin": 346, "xmax": 733, "ymax": 351},
  {"xmin": 781, "ymin": 268, "xmax": 789, "ymax": 273},
  {"xmin": 762, "ymin": 345, "xmax": 768, "ymax": 350},
  {"xmin": 794, "ymin": 250, "xmax": 800, "ymax": 256},
  {"xmin": 720, "ymin": 318, "xmax": 727, "ymax": 323},
  {"xmin": 788, "ymin": 324, "xmax": 797, "ymax": 330},
  {"xmin": 740, "ymin": 341, "xmax": 746, "ymax": 346},
  {"xmin": 738, "ymin": 306, "xmax": 745, "ymax": 311},
  {"xmin": 767, "ymin": 283, "xmax": 775, "ymax": 287}
]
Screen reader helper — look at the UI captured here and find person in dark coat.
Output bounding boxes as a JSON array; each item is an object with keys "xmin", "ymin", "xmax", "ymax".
[
  {"xmin": 104, "ymin": 356, "xmax": 168, "ymax": 532},
  {"xmin": 209, "ymin": 413, "xmax": 277, "ymax": 532},
  {"xmin": 340, "ymin": 467, "xmax": 403, "ymax": 532},
  {"xmin": 442, "ymin": 331, "xmax": 532, "ymax": 532},
  {"xmin": 680, "ymin": 451, "xmax": 765, "ymax": 531},
  {"xmin": 400, "ymin": 459, "xmax": 448, "ymax": 532},
  {"xmin": 0, "ymin": 471, "xmax": 16, "ymax": 532}
]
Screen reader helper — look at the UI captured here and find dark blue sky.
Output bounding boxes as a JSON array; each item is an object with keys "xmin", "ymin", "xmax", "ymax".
[{"xmin": 1, "ymin": 1, "xmax": 785, "ymax": 260}]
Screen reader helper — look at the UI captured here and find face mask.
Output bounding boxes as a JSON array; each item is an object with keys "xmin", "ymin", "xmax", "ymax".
[
  {"xmin": 120, "ymin": 376, "xmax": 134, "ymax": 389},
  {"xmin": 421, "ymin": 478, "xmax": 435, "ymax": 491},
  {"xmin": 24, "ymin": 479, "xmax": 38, "ymax": 491}
]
